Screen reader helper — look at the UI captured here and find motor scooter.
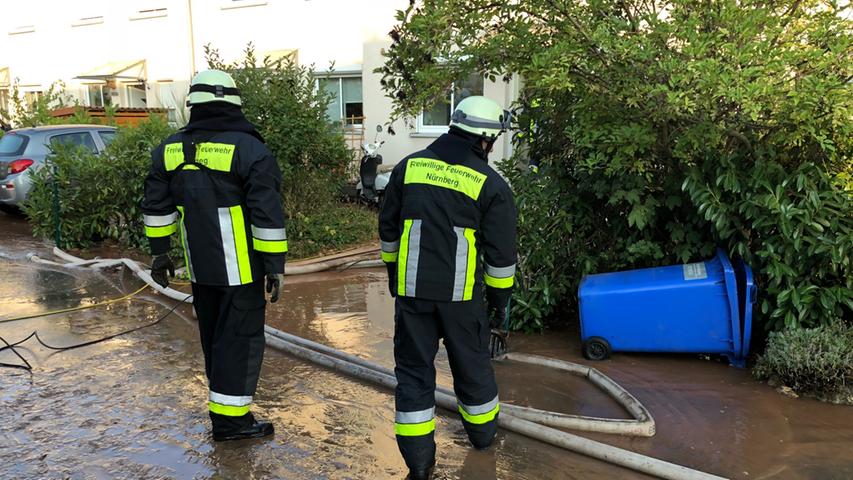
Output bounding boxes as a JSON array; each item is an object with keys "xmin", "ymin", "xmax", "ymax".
[{"xmin": 356, "ymin": 124, "xmax": 395, "ymax": 208}]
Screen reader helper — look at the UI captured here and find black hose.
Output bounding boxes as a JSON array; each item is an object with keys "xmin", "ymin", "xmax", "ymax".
[{"xmin": 0, "ymin": 294, "xmax": 191, "ymax": 372}]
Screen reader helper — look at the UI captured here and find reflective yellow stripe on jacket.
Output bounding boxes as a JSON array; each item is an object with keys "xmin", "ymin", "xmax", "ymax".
[
  {"xmin": 251, "ymin": 225, "xmax": 288, "ymax": 254},
  {"xmin": 484, "ymin": 263, "xmax": 516, "ymax": 289},
  {"xmin": 143, "ymin": 212, "xmax": 178, "ymax": 238},
  {"xmin": 397, "ymin": 219, "xmax": 422, "ymax": 297},
  {"xmin": 217, "ymin": 205, "xmax": 253, "ymax": 285}
]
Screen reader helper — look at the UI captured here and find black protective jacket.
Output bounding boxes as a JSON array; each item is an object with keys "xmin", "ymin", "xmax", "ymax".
[
  {"xmin": 379, "ymin": 130, "xmax": 517, "ymax": 308},
  {"xmin": 141, "ymin": 130, "xmax": 287, "ymax": 286}
]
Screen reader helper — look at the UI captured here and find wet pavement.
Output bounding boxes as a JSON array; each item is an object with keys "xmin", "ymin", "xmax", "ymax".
[{"xmin": 1, "ymin": 211, "xmax": 852, "ymax": 479}]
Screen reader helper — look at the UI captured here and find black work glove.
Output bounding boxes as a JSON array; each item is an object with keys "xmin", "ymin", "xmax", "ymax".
[
  {"xmin": 488, "ymin": 304, "xmax": 508, "ymax": 330},
  {"xmin": 490, "ymin": 329, "xmax": 508, "ymax": 359},
  {"xmin": 266, "ymin": 273, "xmax": 284, "ymax": 303},
  {"xmin": 488, "ymin": 301, "xmax": 510, "ymax": 358},
  {"xmin": 151, "ymin": 254, "xmax": 175, "ymax": 288}
]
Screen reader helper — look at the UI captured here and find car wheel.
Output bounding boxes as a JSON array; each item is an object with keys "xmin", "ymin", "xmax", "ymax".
[{"xmin": 0, "ymin": 204, "xmax": 22, "ymax": 215}]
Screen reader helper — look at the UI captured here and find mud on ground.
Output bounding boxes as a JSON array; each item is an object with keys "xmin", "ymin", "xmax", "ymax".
[{"xmin": 1, "ymin": 212, "xmax": 852, "ymax": 479}]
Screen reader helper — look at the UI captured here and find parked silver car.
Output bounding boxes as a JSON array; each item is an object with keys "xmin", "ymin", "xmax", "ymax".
[{"xmin": 0, "ymin": 125, "xmax": 117, "ymax": 209}]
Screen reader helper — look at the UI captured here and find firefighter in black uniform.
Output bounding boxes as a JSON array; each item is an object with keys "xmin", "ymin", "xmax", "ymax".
[
  {"xmin": 379, "ymin": 96, "xmax": 517, "ymax": 479},
  {"xmin": 141, "ymin": 70, "xmax": 287, "ymax": 442}
]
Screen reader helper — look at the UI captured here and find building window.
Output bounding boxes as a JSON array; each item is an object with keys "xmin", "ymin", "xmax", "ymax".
[
  {"xmin": 125, "ymin": 83, "xmax": 147, "ymax": 108},
  {"xmin": 8, "ymin": 25, "xmax": 36, "ymax": 35},
  {"xmin": 23, "ymin": 91, "xmax": 43, "ymax": 108},
  {"xmin": 87, "ymin": 85, "xmax": 113, "ymax": 107},
  {"xmin": 130, "ymin": 8, "xmax": 167, "ymax": 21},
  {"xmin": 318, "ymin": 76, "xmax": 363, "ymax": 128},
  {"xmin": 221, "ymin": 0, "xmax": 268, "ymax": 10},
  {"xmin": 72, "ymin": 16, "xmax": 104, "ymax": 27},
  {"xmin": 0, "ymin": 88, "xmax": 9, "ymax": 114},
  {"xmin": 417, "ymin": 74, "xmax": 484, "ymax": 134}
]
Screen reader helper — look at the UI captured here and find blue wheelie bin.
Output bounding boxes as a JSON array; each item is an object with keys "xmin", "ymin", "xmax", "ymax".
[{"xmin": 578, "ymin": 249, "xmax": 755, "ymax": 367}]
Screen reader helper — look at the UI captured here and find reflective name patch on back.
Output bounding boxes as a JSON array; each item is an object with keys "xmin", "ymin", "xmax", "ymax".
[
  {"xmin": 404, "ymin": 157, "xmax": 487, "ymax": 200},
  {"xmin": 164, "ymin": 142, "xmax": 235, "ymax": 172}
]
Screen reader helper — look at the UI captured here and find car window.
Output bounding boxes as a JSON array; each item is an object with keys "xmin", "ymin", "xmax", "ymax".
[
  {"xmin": 50, "ymin": 132, "xmax": 98, "ymax": 153},
  {"xmin": 0, "ymin": 133, "xmax": 29, "ymax": 156},
  {"xmin": 98, "ymin": 131, "xmax": 117, "ymax": 147}
]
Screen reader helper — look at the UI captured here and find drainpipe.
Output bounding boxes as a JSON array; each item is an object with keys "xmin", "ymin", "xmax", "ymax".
[
  {"xmin": 187, "ymin": 0, "xmax": 197, "ymax": 76},
  {"xmin": 503, "ymin": 74, "xmax": 518, "ymax": 161}
]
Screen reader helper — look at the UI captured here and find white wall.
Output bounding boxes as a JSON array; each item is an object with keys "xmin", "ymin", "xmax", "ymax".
[{"xmin": 0, "ymin": 0, "xmax": 518, "ymax": 165}]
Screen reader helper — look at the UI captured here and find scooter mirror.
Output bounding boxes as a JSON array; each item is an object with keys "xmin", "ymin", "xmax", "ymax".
[{"xmin": 376, "ymin": 125, "xmax": 383, "ymax": 133}]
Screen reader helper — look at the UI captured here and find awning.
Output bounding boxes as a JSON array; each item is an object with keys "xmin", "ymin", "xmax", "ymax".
[
  {"xmin": 76, "ymin": 60, "xmax": 146, "ymax": 82},
  {"xmin": 0, "ymin": 67, "xmax": 9, "ymax": 87}
]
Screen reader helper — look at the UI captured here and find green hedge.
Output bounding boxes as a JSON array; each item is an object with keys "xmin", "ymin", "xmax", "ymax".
[{"xmin": 24, "ymin": 119, "xmax": 175, "ymax": 248}]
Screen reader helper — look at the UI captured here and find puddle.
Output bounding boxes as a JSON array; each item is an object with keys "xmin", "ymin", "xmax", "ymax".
[{"xmin": 1, "ymin": 212, "xmax": 851, "ymax": 479}]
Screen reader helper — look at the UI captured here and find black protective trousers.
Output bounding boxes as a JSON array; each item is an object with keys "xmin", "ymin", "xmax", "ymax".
[
  {"xmin": 394, "ymin": 295, "xmax": 500, "ymax": 471},
  {"xmin": 191, "ymin": 281, "xmax": 266, "ymax": 434}
]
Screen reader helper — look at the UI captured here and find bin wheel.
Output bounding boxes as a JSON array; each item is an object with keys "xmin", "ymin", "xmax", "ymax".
[{"xmin": 583, "ymin": 337, "xmax": 612, "ymax": 361}]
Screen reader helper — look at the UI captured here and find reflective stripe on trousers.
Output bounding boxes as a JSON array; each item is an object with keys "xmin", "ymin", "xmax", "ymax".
[
  {"xmin": 209, "ymin": 390, "xmax": 252, "ymax": 417},
  {"xmin": 458, "ymin": 395, "xmax": 500, "ymax": 425},
  {"xmin": 395, "ymin": 406, "xmax": 436, "ymax": 436}
]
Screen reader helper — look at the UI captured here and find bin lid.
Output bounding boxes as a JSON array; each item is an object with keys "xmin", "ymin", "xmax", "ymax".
[
  {"xmin": 735, "ymin": 259, "xmax": 756, "ymax": 359},
  {"xmin": 715, "ymin": 249, "xmax": 744, "ymax": 365}
]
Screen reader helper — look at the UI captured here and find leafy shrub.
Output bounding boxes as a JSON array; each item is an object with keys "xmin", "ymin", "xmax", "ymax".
[
  {"xmin": 24, "ymin": 118, "xmax": 176, "ymax": 249},
  {"xmin": 381, "ymin": 0, "xmax": 853, "ymax": 332},
  {"xmin": 287, "ymin": 202, "xmax": 378, "ymax": 260},
  {"xmin": 754, "ymin": 323, "xmax": 853, "ymax": 396},
  {"xmin": 205, "ymin": 44, "xmax": 352, "ymax": 180}
]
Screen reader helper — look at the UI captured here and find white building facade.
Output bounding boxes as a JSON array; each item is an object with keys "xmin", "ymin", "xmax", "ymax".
[{"xmin": 0, "ymin": 0, "xmax": 519, "ymax": 164}]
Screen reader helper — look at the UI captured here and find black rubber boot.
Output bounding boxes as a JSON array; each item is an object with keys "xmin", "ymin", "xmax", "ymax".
[
  {"xmin": 406, "ymin": 463, "xmax": 435, "ymax": 480},
  {"xmin": 212, "ymin": 420, "xmax": 274, "ymax": 442}
]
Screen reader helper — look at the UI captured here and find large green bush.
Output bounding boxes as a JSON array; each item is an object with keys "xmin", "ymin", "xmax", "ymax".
[
  {"xmin": 24, "ymin": 118, "xmax": 176, "ymax": 248},
  {"xmin": 754, "ymin": 322, "xmax": 853, "ymax": 398},
  {"xmin": 381, "ymin": 0, "xmax": 852, "ymax": 332}
]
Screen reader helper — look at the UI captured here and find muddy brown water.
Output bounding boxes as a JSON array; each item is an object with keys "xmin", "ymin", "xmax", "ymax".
[{"xmin": 1, "ymin": 212, "xmax": 851, "ymax": 479}]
